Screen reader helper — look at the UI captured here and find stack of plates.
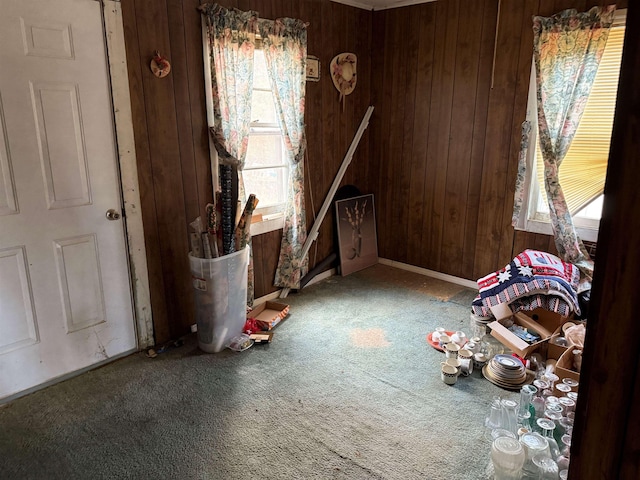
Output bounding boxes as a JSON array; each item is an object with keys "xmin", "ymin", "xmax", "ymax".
[{"xmin": 482, "ymin": 354, "xmax": 533, "ymax": 390}]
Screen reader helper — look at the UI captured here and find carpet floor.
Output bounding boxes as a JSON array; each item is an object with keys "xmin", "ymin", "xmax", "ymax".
[{"xmin": 0, "ymin": 264, "xmax": 517, "ymax": 479}]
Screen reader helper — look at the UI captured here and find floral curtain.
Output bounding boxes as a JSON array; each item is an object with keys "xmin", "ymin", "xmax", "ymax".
[
  {"xmin": 259, "ymin": 18, "xmax": 309, "ymax": 289},
  {"xmin": 512, "ymin": 120, "xmax": 532, "ymax": 227},
  {"xmin": 200, "ymin": 3, "xmax": 257, "ymax": 170},
  {"xmin": 532, "ymin": 5, "xmax": 615, "ymax": 280},
  {"xmin": 200, "ymin": 3, "xmax": 257, "ymax": 303}
]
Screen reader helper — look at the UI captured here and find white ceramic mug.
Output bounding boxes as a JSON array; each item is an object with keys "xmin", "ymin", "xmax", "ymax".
[
  {"xmin": 458, "ymin": 349, "xmax": 473, "ymax": 361},
  {"xmin": 442, "ymin": 358, "xmax": 461, "ymax": 372},
  {"xmin": 445, "ymin": 342, "xmax": 460, "ymax": 359},
  {"xmin": 460, "ymin": 357, "xmax": 473, "ymax": 376},
  {"xmin": 441, "ymin": 364, "xmax": 459, "ymax": 385}
]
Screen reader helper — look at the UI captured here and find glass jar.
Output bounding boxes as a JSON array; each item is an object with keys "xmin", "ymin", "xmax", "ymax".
[{"xmin": 481, "ymin": 333, "xmax": 505, "ymax": 359}]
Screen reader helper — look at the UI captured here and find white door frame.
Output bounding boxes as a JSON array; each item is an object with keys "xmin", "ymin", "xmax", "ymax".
[{"xmin": 101, "ymin": 0, "xmax": 153, "ymax": 349}]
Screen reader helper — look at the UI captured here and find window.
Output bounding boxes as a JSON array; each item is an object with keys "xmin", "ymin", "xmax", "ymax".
[
  {"xmin": 516, "ymin": 11, "xmax": 626, "ymax": 242},
  {"xmin": 243, "ymin": 50, "xmax": 288, "ymax": 232}
]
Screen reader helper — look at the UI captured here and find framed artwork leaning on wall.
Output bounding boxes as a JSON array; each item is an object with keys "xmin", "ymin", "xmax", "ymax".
[{"xmin": 335, "ymin": 194, "xmax": 378, "ymax": 276}]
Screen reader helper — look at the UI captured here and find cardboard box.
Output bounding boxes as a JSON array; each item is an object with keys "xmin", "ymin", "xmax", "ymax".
[
  {"xmin": 247, "ymin": 301, "xmax": 289, "ymax": 330},
  {"xmin": 555, "ymin": 344, "xmax": 581, "ymax": 385},
  {"xmin": 488, "ymin": 308, "xmax": 568, "ymax": 358}
]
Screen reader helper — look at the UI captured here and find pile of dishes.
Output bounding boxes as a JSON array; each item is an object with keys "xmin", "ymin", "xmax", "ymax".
[{"xmin": 482, "ymin": 354, "xmax": 532, "ymax": 390}]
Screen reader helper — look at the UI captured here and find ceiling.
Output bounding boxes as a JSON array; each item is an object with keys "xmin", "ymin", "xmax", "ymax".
[{"xmin": 330, "ymin": 0, "xmax": 435, "ymax": 11}]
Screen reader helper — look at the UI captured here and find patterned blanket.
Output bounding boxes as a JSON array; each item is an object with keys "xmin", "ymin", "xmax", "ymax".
[{"xmin": 471, "ymin": 250, "xmax": 581, "ymax": 319}]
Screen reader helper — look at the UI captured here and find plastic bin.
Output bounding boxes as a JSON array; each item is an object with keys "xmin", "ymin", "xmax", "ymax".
[{"xmin": 189, "ymin": 247, "xmax": 249, "ymax": 353}]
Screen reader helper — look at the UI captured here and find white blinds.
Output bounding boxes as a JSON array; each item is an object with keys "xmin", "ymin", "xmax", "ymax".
[{"xmin": 536, "ymin": 24, "xmax": 625, "ymax": 215}]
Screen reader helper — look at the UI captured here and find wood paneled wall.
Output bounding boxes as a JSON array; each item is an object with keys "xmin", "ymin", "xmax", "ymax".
[
  {"xmin": 370, "ymin": 0, "xmax": 625, "ymax": 281},
  {"xmin": 122, "ymin": 0, "xmax": 371, "ymax": 344}
]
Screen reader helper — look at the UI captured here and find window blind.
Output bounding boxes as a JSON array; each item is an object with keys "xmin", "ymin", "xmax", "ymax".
[{"xmin": 536, "ymin": 24, "xmax": 625, "ymax": 215}]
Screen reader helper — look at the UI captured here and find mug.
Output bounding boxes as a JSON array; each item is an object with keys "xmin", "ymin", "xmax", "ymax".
[
  {"xmin": 458, "ymin": 349, "xmax": 473, "ymax": 361},
  {"xmin": 442, "ymin": 358, "xmax": 461, "ymax": 372},
  {"xmin": 473, "ymin": 352, "xmax": 488, "ymax": 370},
  {"xmin": 441, "ymin": 364, "xmax": 459, "ymax": 385},
  {"xmin": 445, "ymin": 342, "xmax": 460, "ymax": 359},
  {"xmin": 460, "ymin": 357, "xmax": 473, "ymax": 376}
]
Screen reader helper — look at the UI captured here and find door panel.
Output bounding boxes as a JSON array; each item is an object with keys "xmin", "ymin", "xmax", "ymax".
[{"xmin": 0, "ymin": 0, "xmax": 136, "ymax": 399}]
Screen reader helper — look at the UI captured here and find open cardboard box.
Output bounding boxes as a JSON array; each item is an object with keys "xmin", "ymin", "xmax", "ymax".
[
  {"xmin": 555, "ymin": 344, "xmax": 581, "ymax": 385},
  {"xmin": 488, "ymin": 308, "xmax": 569, "ymax": 358},
  {"xmin": 248, "ymin": 301, "xmax": 290, "ymax": 331}
]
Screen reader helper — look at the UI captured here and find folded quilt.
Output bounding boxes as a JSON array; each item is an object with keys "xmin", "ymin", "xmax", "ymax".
[{"xmin": 472, "ymin": 249, "xmax": 581, "ymax": 319}]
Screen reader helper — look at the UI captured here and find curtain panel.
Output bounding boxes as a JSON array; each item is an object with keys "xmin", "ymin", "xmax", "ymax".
[
  {"xmin": 524, "ymin": 5, "xmax": 614, "ymax": 282},
  {"xmin": 259, "ymin": 18, "xmax": 309, "ymax": 289}
]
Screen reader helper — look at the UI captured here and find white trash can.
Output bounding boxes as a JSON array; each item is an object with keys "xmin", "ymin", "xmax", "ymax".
[{"xmin": 189, "ymin": 247, "xmax": 249, "ymax": 353}]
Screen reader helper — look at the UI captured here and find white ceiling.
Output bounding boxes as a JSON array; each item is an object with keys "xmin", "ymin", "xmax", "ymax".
[{"xmin": 330, "ymin": 0, "xmax": 435, "ymax": 11}]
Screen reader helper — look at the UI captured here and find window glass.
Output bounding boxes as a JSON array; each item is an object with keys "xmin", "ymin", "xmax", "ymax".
[{"xmin": 243, "ymin": 49, "xmax": 287, "ymax": 213}]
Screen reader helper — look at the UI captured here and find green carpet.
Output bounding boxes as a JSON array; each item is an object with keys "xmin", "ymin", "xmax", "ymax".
[{"xmin": 0, "ymin": 264, "xmax": 516, "ymax": 479}]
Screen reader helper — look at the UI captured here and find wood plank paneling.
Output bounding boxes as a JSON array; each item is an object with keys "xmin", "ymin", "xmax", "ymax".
[
  {"xmin": 441, "ymin": 0, "xmax": 485, "ymax": 277},
  {"xmin": 406, "ymin": 3, "xmax": 436, "ymax": 267}
]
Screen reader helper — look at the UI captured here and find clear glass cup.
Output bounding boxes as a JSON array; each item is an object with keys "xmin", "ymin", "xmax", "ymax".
[
  {"xmin": 562, "ymin": 377, "xmax": 579, "ymax": 389},
  {"xmin": 485, "ymin": 396, "xmax": 503, "ymax": 440},
  {"xmin": 501, "ymin": 399, "xmax": 519, "ymax": 435},
  {"xmin": 559, "ymin": 469, "xmax": 569, "ymax": 480},
  {"xmin": 532, "ymin": 454, "xmax": 560, "ymax": 479},
  {"xmin": 536, "ymin": 418, "xmax": 560, "ymax": 460},
  {"xmin": 559, "ymin": 396, "xmax": 576, "ymax": 413},
  {"xmin": 519, "ymin": 384, "xmax": 538, "ymax": 417},
  {"xmin": 518, "ymin": 410, "xmax": 533, "ymax": 431},
  {"xmin": 567, "ymin": 392, "xmax": 578, "ymax": 402},
  {"xmin": 520, "ymin": 433, "xmax": 551, "ymax": 477},
  {"xmin": 556, "ymin": 383, "xmax": 572, "ymax": 395},
  {"xmin": 491, "ymin": 436, "xmax": 525, "ymax": 480}
]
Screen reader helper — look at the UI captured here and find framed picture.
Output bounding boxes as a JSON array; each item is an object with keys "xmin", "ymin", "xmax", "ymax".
[
  {"xmin": 306, "ymin": 55, "xmax": 320, "ymax": 82},
  {"xmin": 335, "ymin": 194, "xmax": 378, "ymax": 276}
]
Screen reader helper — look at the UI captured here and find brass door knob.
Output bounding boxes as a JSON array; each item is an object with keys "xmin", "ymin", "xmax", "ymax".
[{"xmin": 106, "ymin": 209, "xmax": 121, "ymax": 221}]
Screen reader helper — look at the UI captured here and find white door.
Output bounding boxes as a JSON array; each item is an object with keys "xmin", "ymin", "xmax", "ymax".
[{"xmin": 0, "ymin": 0, "xmax": 137, "ymax": 399}]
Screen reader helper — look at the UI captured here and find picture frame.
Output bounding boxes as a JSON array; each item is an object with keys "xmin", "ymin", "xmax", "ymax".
[
  {"xmin": 306, "ymin": 55, "xmax": 320, "ymax": 82},
  {"xmin": 335, "ymin": 194, "xmax": 378, "ymax": 276}
]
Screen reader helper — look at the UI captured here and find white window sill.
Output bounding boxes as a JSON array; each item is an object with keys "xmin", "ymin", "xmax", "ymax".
[
  {"xmin": 515, "ymin": 219, "xmax": 599, "ymax": 243},
  {"xmin": 250, "ymin": 213, "xmax": 284, "ymax": 236}
]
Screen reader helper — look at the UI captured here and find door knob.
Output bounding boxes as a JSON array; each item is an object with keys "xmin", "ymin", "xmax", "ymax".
[{"xmin": 106, "ymin": 209, "xmax": 121, "ymax": 221}]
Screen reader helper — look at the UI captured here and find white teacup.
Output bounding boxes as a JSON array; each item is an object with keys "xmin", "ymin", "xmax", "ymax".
[
  {"xmin": 460, "ymin": 357, "xmax": 473, "ymax": 376},
  {"xmin": 438, "ymin": 334, "xmax": 451, "ymax": 348},
  {"xmin": 473, "ymin": 352, "xmax": 488, "ymax": 370},
  {"xmin": 441, "ymin": 364, "xmax": 459, "ymax": 385},
  {"xmin": 458, "ymin": 349, "xmax": 473, "ymax": 361},
  {"xmin": 445, "ymin": 342, "xmax": 460, "ymax": 359},
  {"xmin": 451, "ymin": 331, "xmax": 467, "ymax": 347},
  {"xmin": 442, "ymin": 358, "xmax": 461, "ymax": 372},
  {"xmin": 432, "ymin": 327, "xmax": 446, "ymax": 343}
]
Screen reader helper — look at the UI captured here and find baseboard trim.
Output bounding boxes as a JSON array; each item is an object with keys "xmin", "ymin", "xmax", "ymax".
[
  {"xmin": 378, "ymin": 258, "xmax": 478, "ymax": 290},
  {"xmin": 254, "ymin": 268, "xmax": 337, "ymax": 305}
]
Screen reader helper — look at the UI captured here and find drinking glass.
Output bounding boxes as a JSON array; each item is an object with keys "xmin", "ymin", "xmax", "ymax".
[
  {"xmin": 491, "ymin": 437, "xmax": 525, "ymax": 480},
  {"xmin": 532, "ymin": 454, "xmax": 560, "ymax": 479},
  {"xmin": 519, "ymin": 384, "xmax": 537, "ymax": 417},
  {"xmin": 501, "ymin": 399, "xmax": 519, "ymax": 435}
]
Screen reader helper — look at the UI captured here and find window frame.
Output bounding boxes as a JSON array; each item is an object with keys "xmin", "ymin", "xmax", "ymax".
[{"xmin": 514, "ymin": 11, "xmax": 626, "ymax": 243}]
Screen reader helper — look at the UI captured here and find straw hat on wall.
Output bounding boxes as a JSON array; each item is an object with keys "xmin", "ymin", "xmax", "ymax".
[{"xmin": 330, "ymin": 52, "xmax": 357, "ymax": 109}]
